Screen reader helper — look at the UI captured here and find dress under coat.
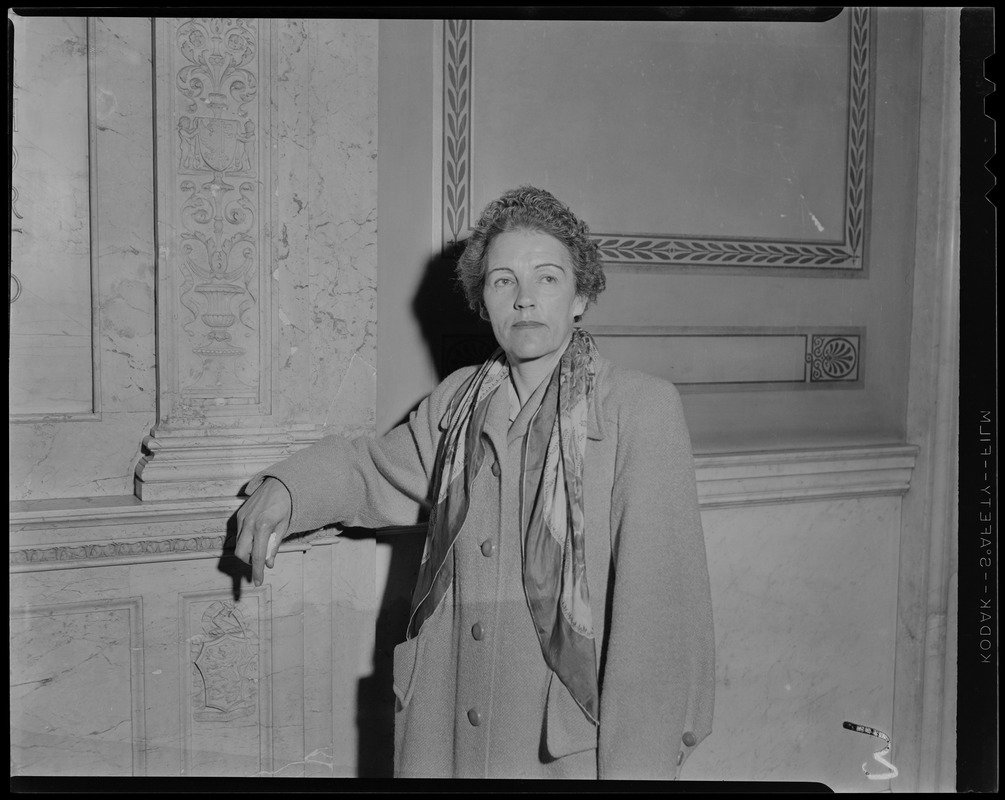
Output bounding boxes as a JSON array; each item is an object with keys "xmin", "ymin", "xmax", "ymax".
[{"xmin": 254, "ymin": 355, "xmax": 715, "ymax": 779}]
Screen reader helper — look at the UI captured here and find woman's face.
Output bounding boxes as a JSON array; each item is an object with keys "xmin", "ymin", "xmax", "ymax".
[{"xmin": 482, "ymin": 229, "xmax": 587, "ymax": 370}]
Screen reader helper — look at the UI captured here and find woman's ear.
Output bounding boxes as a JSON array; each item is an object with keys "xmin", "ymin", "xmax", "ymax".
[
  {"xmin": 479, "ymin": 303, "xmax": 490, "ymax": 321},
  {"xmin": 572, "ymin": 294, "xmax": 587, "ymax": 323}
]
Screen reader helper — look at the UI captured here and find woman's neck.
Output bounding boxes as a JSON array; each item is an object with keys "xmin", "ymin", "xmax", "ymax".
[{"xmin": 507, "ymin": 344, "xmax": 567, "ymax": 408}]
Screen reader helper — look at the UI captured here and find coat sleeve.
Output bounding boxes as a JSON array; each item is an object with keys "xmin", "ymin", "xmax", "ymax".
[
  {"xmin": 598, "ymin": 377, "xmax": 714, "ymax": 780},
  {"xmin": 246, "ymin": 368, "xmax": 475, "ymax": 534}
]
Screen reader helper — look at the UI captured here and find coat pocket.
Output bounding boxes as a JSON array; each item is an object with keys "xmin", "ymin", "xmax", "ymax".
[
  {"xmin": 544, "ymin": 671, "xmax": 598, "ymax": 759},
  {"xmin": 392, "ymin": 634, "xmax": 424, "ymax": 712}
]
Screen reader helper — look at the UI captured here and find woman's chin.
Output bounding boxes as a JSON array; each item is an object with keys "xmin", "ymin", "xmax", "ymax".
[{"xmin": 503, "ymin": 345, "xmax": 559, "ymax": 366}]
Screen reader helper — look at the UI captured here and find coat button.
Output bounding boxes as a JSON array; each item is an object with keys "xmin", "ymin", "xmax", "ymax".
[
  {"xmin": 682, "ymin": 731, "xmax": 697, "ymax": 747},
  {"xmin": 471, "ymin": 622, "xmax": 484, "ymax": 641},
  {"xmin": 467, "ymin": 708, "xmax": 482, "ymax": 726},
  {"xmin": 480, "ymin": 539, "xmax": 495, "ymax": 557},
  {"xmin": 491, "ymin": 461, "xmax": 501, "ymax": 477}
]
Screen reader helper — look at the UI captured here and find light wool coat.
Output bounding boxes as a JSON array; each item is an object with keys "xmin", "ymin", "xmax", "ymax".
[{"xmin": 257, "ymin": 356, "xmax": 714, "ymax": 779}]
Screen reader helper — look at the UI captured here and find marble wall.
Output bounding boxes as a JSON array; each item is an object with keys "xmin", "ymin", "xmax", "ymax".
[
  {"xmin": 687, "ymin": 497, "xmax": 902, "ymax": 791},
  {"xmin": 11, "ymin": 445, "xmax": 916, "ymax": 783},
  {"xmin": 10, "ymin": 508, "xmax": 376, "ymax": 778},
  {"xmin": 9, "ymin": 17, "xmax": 94, "ymax": 416},
  {"xmin": 9, "ymin": 16, "xmax": 158, "ymax": 500},
  {"xmin": 10, "ymin": 14, "xmax": 381, "ymax": 780}
]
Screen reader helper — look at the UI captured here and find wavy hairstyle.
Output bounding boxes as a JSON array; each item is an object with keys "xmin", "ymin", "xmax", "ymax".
[{"xmin": 455, "ymin": 186, "xmax": 606, "ymax": 320}]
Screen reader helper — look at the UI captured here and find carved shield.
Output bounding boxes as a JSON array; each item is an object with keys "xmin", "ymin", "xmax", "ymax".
[
  {"xmin": 193, "ymin": 632, "xmax": 257, "ymax": 717},
  {"xmin": 195, "ymin": 117, "xmax": 240, "ymax": 172}
]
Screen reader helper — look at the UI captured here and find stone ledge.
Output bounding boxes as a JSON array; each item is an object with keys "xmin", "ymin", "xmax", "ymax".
[
  {"xmin": 695, "ymin": 443, "xmax": 919, "ymax": 508},
  {"xmin": 132, "ymin": 426, "xmax": 325, "ymax": 501},
  {"xmin": 11, "ymin": 443, "xmax": 919, "ymax": 570}
]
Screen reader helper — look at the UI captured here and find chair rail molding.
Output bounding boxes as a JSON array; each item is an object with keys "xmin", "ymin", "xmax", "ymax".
[{"xmin": 13, "ymin": 443, "xmax": 918, "ymax": 572}]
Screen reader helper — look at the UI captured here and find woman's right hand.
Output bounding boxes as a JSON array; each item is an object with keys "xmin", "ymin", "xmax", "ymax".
[{"xmin": 234, "ymin": 476, "xmax": 293, "ymax": 586}]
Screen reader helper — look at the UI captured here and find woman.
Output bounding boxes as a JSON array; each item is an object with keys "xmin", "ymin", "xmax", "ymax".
[{"xmin": 235, "ymin": 186, "xmax": 714, "ymax": 780}]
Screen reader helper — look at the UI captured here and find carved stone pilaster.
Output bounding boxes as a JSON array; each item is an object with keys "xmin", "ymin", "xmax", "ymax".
[
  {"xmin": 139, "ymin": 18, "xmax": 379, "ymax": 501},
  {"xmin": 141, "ymin": 18, "xmax": 287, "ymax": 499},
  {"xmin": 154, "ymin": 18, "xmax": 273, "ymax": 423}
]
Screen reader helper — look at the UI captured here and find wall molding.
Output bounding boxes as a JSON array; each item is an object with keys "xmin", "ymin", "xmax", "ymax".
[
  {"xmin": 441, "ymin": 326, "xmax": 866, "ymax": 392},
  {"xmin": 11, "ymin": 444, "xmax": 918, "ymax": 570},
  {"xmin": 590, "ymin": 325, "xmax": 866, "ymax": 391},
  {"xmin": 440, "ymin": 8, "xmax": 874, "ymax": 272},
  {"xmin": 695, "ymin": 444, "xmax": 918, "ymax": 508}
]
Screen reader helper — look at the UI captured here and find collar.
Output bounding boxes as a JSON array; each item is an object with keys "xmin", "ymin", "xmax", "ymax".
[{"xmin": 437, "ymin": 357, "xmax": 609, "ymax": 442}]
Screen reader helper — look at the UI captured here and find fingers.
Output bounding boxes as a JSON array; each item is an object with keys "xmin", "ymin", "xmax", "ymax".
[
  {"xmin": 234, "ymin": 506, "xmax": 253, "ymax": 564},
  {"xmin": 249, "ymin": 516, "xmax": 274, "ymax": 586},
  {"xmin": 233, "ymin": 478, "xmax": 293, "ymax": 586},
  {"xmin": 265, "ymin": 530, "xmax": 281, "ymax": 570}
]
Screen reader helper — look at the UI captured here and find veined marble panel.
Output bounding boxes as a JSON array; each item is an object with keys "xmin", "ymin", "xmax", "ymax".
[
  {"xmin": 8, "ymin": 16, "xmax": 157, "ymax": 501},
  {"xmin": 9, "ymin": 15, "xmax": 95, "ymax": 416},
  {"xmin": 296, "ymin": 19, "xmax": 379, "ymax": 430},
  {"xmin": 684, "ymin": 495, "xmax": 902, "ymax": 791},
  {"xmin": 9, "ymin": 411, "xmax": 156, "ymax": 501},
  {"xmin": 10, "ymin": 598, "xmax": 145, "ymax": 776}
]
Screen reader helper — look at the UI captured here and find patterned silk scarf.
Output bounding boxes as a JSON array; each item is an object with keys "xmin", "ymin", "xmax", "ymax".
[{"xmin": 406, "ymin": 328, "xmax": 600, "ymax": 723}]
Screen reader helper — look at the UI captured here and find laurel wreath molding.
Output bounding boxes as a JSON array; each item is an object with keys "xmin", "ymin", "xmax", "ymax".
[{"xmin": 442, "ymin": 9, "xmax": 873, "ymax": 270}]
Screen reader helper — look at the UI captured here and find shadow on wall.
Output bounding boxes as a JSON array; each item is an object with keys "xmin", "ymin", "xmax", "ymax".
[
  {"xmin": 216, "ymin": 243, "xmax": 499, "ymax": 778},
  {"xmin": 356, "ymin": 242, "xmax": 494, "ymax": 777},
  {"xmin": 355, "ymin": 529, "xmax": 426, "ymax": 778},
  {"xmin": 411, "ymin": 239, "xmax": 497, "ymax": 386}
]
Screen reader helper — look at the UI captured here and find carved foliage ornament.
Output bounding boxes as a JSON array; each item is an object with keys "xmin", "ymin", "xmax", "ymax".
[{"xmin": 172, "ymin": 18, "xmax": 261, "ymax": 392}]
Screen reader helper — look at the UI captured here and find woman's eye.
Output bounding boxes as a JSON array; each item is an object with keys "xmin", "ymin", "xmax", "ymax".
[{"xmin": 493, "ymin": 277, "xmax": 512, "ymax": 287}]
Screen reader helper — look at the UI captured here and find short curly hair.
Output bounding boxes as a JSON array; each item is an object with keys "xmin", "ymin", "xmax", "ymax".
[{"xmin": 455, "ymin": 186, "xmax": 607, "ymax": 319}]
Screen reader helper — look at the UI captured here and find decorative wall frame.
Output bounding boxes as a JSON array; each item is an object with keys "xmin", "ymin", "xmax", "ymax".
[
  {"xmin": 587, "ymin": 325, "xmax": 865, "ymax": 392},
  {"xmin": 440, "ymin": 326, "xmax": 864, "ymax": 392},
  {"xmin": 440, "ymin": 9, "xmax": 874, "ymax": 272}
]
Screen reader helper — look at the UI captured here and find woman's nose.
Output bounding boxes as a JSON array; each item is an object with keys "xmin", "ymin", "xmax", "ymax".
[{"xmin": 514, "ymin": 285, "xmax": 536, "ymax": 308}]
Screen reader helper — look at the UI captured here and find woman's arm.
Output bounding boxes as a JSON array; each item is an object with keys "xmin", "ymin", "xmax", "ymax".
[
  {"xmin": 598, "ymin": 377, "xmax": 715, "ymax": 780},
  {"xmin": 235, "ymin": 367, "xmax": 475, "ymax": 583}
]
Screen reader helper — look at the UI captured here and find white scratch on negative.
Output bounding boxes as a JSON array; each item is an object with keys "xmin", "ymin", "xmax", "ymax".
[{"xmin": 800, "ymin": 194, "xmax": 826, "ymax": 233}]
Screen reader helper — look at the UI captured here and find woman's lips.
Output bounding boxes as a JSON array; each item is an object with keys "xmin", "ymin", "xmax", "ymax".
[{"xmin": 511, "ymin": 321, "xmax": 544, "ymax": 328}]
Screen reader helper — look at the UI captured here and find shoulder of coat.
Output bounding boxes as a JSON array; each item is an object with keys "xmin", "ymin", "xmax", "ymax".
[
  {"xmin": 596, "ymin": 358, "xmax": 682, "ymax": 415},
  {"xmin": 430, "ymin": 364, "xmax": 482, "ymax": 420}
]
